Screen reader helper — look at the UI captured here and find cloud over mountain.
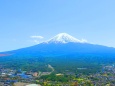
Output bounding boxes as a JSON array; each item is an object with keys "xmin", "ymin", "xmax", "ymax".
[{"xmin": 30, "ymin": 35, "xmax": 44, "ymax": 44}]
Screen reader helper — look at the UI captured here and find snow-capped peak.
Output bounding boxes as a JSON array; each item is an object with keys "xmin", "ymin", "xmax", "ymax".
[{"xmin": 46, "ymin": 33, "xmax": 87, "ymax": 43}]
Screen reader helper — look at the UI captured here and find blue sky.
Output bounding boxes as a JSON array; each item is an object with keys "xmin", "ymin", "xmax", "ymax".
[{"xmin": 0, "ymin": 0, "xmax": 115, "ymax": 52}]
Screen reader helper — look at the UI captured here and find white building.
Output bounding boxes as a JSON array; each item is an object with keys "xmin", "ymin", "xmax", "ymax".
[{"xmin": 26, "ymin": 84, "xmax": 41, "ymax": 86}]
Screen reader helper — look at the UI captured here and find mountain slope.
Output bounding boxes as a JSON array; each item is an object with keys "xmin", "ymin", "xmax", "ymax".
[{"xmin": 1, "ymin": 42, "xmax": 115, "ymax": 58}]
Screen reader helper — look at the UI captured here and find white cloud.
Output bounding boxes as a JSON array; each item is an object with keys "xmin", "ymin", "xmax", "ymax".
[
  {"xmin": 30, "ymin": 35, "xmax": 44, "ymax": 44},
  {"xmin": 81, "ymin": 39, "xmax": 88, "ymax": 43},
  {"xmin": 30, "ymin": 36, "xmax": 44, "ymax": 39},
  {"xmin": 33, "ymin": 40, "xmax": 40, "ymax": 44}
]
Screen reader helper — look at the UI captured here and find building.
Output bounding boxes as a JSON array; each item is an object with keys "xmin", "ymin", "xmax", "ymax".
[{"xmin": 26, "ymin": 84, "xmax": 41, "ymax": 86}]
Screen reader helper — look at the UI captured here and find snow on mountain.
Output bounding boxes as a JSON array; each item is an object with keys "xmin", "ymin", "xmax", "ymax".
[{"xmin": 46, "ymin": 33, "xmax": 87, "ymax": 43}]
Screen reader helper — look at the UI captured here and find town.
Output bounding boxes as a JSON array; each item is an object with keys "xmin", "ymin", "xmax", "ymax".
[{"xmin": 0, "ymin": 64, "xmax": 114, "ymax": 86}]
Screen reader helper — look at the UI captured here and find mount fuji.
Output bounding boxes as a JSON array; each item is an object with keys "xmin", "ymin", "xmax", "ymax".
[{"xmin": 1, "ymin": 33, "xmax": 115, "ymax": 57}]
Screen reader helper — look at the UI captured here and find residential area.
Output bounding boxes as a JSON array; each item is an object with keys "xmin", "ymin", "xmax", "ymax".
[{"xmin": 0, "ymin": 64, "xmax": 114, "ymax": 86}]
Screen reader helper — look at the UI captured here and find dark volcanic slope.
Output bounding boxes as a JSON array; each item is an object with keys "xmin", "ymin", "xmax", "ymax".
[{"xmin": 1, "ymin": 42, "xmax": 115, "ymax": 57}]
